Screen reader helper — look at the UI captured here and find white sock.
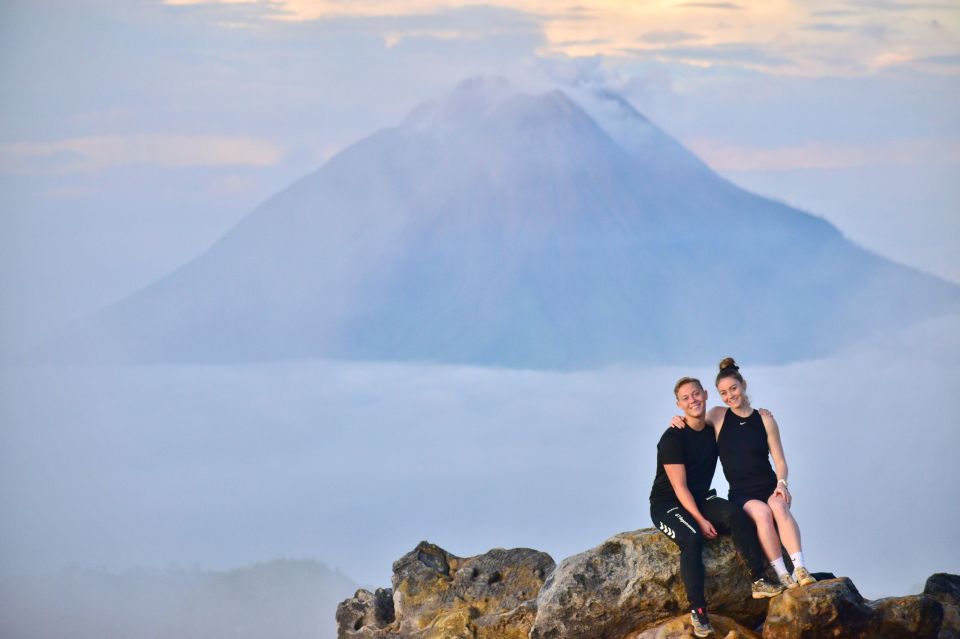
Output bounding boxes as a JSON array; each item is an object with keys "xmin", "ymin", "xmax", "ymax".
[
  {"xmin": 770, "ymin": 557, "xmax": 788, "ymax": 577},
  {"xmin": 790, "ymin": 551, "xmax": 806, "ymax": 570}
]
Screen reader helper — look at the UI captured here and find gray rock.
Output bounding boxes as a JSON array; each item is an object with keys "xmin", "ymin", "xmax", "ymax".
[
  {"xmin": 926, "ymin": 573, "xmax": 960, "ymax": 607},
  {"xmin": 925, "ymin": 573, "xmax": 960, "ymax": 639},
  {"xmin": 627, "ymin": 613, "xmax": 760, "ymax": 639},
  {"xmin": 763, "ymin": 577, "xmax": 943, "ymax": 639},
  {"xmin": 337, "ymin": 541, "xmax": 554, "ymax": 639},
  {"xmin": 337, "ymin": 588, "xmax": 396, "ymax": 638},
  {"xmin": 530, "ymin": 529, "xmax": 768, "ymax": 639}
]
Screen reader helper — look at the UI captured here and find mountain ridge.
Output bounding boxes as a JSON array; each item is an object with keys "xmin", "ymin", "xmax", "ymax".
[{"xmin": 39, "ymin": 77, "xmax": 960, "ymax": 368}]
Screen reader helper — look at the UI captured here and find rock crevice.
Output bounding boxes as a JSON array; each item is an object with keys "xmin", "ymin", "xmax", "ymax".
[{"xmin": 337, "ymin": 532, "xmax": 956, "ymax": 639}]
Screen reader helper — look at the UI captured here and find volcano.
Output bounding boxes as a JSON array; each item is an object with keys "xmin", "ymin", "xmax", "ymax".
[{"xmin": 45, "ymin": 77, "xmax": 960, "ymax": 368}]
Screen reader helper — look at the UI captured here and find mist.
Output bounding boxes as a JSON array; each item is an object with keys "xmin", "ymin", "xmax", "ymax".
[
  {"xmin": 2, "ymin": 310, "xmax": 958, "ymax": 635},
  {"xmin": 0, "ymin": 560, "xmax": 355, "ymax": 639}
]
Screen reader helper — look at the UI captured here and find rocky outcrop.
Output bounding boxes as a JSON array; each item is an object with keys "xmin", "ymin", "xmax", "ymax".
[
  {"xmin": 762, "ymin": 577, "xmax": 942, "ymax": 639},
  {"xmin": 337, "ymin": 587, "xmax": 395, "ymax": 638},
  {"xmin": 337, "ymin": 541, "xmax": 553, "ymax": 639},
  {"xmin": 530, "ymin": 530, "xmax": 767, "ymax": 639},
  {"xmin": 926, "ymin": 573, "xmax": 960, "ymax": 639},
  {"xmin": 337, "ymin": 536, "xmax": 954, "ymax": 639},
  {"xmin": 625, "ymin": 613, "xmax": 760, "ymax": 639}
]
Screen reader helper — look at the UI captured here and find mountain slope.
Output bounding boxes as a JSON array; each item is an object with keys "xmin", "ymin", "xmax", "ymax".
[{"xmin": 45, "ymin": 77, "xmax": 960, "ymax": 367}]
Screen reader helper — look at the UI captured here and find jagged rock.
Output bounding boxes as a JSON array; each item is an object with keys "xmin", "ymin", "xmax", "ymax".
[
  {"xmin": 338, "ymin": 539, "xmax": 952, "ymax": 639},
  {"xmin": 337, "ymin": 588, "xmax": 396, "ymax": 638},
  {"xmin": 927, "ymin": 574, "xmax": 960, "ymax": 606},
  {"xmin": 762, "ymin": 577, "xmax": 943, "ymax": 638},
  {"xmin": 870, "ymin": 594, "xmax": 943, "ymax": 637},
  {"xmin": 926, "ymin": 573, "xmax": 960, "ymax": 639},
  {"xmin": 530, "ymin": 529, "xmax": 768, "ymax": 639},
  {"xmin": 626, "ymin": 613, "xmax": 760, "ymax": 639},
  {"xmin": 337, "ymin": 541, "xmax": 554, "ymax": 638}
]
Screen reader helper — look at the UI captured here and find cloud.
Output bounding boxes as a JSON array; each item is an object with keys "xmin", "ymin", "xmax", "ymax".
[
  {"xmin": 845, "ymin": 0, "xmax": 957, "ymax": 11},
  {"xmin": 639, "ymin": 30, "xmax": 704, "ymax": 44},
  {"xmin": 2, "ymin": 313, "xmax": 958, "ymax": 595},
  {"xmin": 916, "ymin": 54, "xmax": 960, "ymax": 65},
  {"xmin": 383, "ymin": 29, "xmax": 464, "ymax": 47},
  {"xmin": 639, "ymin": 43, "xmax": 789, "ymax": 67},
  {"xmin": 686, "ymin": 137, "xmax": 960, "ymax": 171},
  {"xmin": 1, "ymin": 135, "xmax": 286, "ymax": 174},
  {"xmin": 802, "ymin": 22, "xmax": 855, "ymax": 32},
  {"xmin": 153, "ymin": 1, "xmax": 960, "ymax": 78},
  {"xmin": 674, "ymin": 1, "xmax": 744, "ymax": 9}
]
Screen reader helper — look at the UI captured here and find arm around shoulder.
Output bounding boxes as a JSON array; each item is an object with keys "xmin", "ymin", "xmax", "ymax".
[
  {"xmin": 707, "ymin": 406, "xmax": 725, "ymax": 437},
  {"xmin": 762, "ymin": 412, "xmax": 789, "ymax": 479}
]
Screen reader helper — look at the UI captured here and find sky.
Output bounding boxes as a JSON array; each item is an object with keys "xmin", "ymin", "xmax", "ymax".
[
  {"xmin": 1, "ymin": 0, "xmax": 958, "ymax": 354},
  {"xmin": 1, "ymin": 1, "xmax": 959, "ymax": 635}
]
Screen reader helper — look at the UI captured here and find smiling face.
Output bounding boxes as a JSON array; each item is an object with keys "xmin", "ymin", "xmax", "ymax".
[
  {"xmin": 716, "ymin": 376, "xmax": 747, "ymax": 410},
  {"xmin": 675, "ymin": 381, "xmax": 707, "ymax": 419}
]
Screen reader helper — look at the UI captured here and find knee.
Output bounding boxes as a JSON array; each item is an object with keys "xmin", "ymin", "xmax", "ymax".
[
  {"xmin": 750, "ymin": 507, "xmax": 775, "ymax": 529},
  {"xmin": 768, "ymin": 497, "xmax": 790, "ymax": 520}
]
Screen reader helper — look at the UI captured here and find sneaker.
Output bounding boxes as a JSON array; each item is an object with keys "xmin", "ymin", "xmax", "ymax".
[
  {"xmin": 752, "ymin": 577, "xmax": 785, "ymax": 598},
  {"xmin": 794, "ymin": 566, "xmax": 817, "ymax": 586},
  {"xmin": 778, "ymin": 573, "xmax": 799, "ymax": 589},
  {"xmin": 690, "ymin": 607, "xmax": 714, "ymax": 637}
]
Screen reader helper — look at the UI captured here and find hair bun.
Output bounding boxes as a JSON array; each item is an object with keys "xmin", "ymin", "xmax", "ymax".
[{"xmin": 718, "ymin": 357, "xmax": 738, "ymax": 371}]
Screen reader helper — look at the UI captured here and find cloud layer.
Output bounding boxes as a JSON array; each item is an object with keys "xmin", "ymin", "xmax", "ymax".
[{"xmin": 2, "ymin": 313, "xmax": 958, "ymax": 599}]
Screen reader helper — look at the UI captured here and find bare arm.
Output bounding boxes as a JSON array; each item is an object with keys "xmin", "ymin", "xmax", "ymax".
[
  {"xmin": 761, "ymin": 412, "xmax": 792, "ymax": 504},
  {"xmin": 664, "ymin": 464, "xmax": 717, "ymax": 538},
  {"xmin": 671, "ymin": 407, "xmax": 726, "ymax": 433},
  {"xmin": 707, "ymin": 406, "xmax": 725, "ymax": 440}
]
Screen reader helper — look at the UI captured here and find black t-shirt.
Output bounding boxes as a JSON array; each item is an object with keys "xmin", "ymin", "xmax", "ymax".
[{"xmin": 649, "ymin": 424, "xmax": 718, "ymax": 503}]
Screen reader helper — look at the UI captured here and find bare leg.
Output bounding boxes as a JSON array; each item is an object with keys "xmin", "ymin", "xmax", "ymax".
[
  {"xmin": 742, "ymin": 500, "xmax": 780, "ymax": 561},
  {"xmin": 768, "ymin": 494, "xmax": 802, "ymax": 555}
]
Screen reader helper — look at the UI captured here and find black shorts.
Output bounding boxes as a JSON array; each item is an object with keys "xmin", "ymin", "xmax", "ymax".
[{"xmin": 729, "ymin": 481, "xmax": 777, "ymax": 509}]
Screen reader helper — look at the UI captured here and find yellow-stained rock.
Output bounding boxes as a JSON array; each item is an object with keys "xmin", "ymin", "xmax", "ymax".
[
  {"xmin": 338, "ymin": 540, "xmax": 553, "ymax": 639},
  {"xmin": 626, "ymin": 613, "xmax": 760, "ymax": 639}
]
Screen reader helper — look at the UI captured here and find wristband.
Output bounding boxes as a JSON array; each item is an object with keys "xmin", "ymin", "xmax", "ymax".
[{"xmin": 778, "ymin": 478, "xmax": 789, "ymax": 488}]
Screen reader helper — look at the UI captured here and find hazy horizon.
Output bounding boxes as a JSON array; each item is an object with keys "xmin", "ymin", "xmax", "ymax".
[{"xmin": 2, "ymin": 1, "xmax": 958, "ymax": 637}]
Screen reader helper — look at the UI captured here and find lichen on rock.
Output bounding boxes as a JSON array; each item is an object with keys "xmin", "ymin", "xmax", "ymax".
[
  {"xmin": 337, "ymin": 535, "xmax": 956, "ymax": 639},
  {"xmin": 762, "ymin": 577, "xmax": 943, "ymax": 639},
  {"xmin": 530, "ymin": 529, "xmax": 767, "ymax": 639},
  {"xmin": 338, "ymin": 540, "xmax": 554, "ymax": 639}
]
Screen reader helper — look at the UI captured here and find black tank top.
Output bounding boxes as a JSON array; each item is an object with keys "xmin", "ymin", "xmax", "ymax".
[{"xmin": 717, "ymin": 409, "xmax": 777, "ymax": 494}]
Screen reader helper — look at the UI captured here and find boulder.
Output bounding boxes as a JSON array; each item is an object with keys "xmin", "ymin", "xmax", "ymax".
[
  {"xmin": 870, "ymin": 594, "xmax": 943, "ymax": 637},
  {"xmin": 337, "ymin": 588, "xmax": 396, "ymax": 638},
  {"xmin": 925, "ymin": 573, "xmax": 960, "ymax": 639},
  {"xmin": 762, "ymin": 577, "xmax": 943, "ymax": 639},
  {"xmin": 337, "ymin": 539, "xmax": 952, "ymax": 639},
  {"xmin": 530, "ymin": 529, "xmax": 768, "ymax": 639},
  {"xmin": 337, "ymin": 541, "xmax": 554, "ymax": 639},
  {"xmin": 626, "ymin": 613, "xmax": 761, "ymax": 639},
  {"xmin": 926, "ymin": 573, "xmax": 960, "ymax": 607}
]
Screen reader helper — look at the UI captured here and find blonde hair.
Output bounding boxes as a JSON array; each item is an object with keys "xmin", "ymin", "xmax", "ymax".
[{"xmin": 674, "ymin": 376, "xmax": 703, "ymax": 398}]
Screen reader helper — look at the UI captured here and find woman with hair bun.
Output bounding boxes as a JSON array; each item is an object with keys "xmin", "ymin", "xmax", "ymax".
[
  {"xmin": 711, "ymin": 357, "xmax": 815, "ymax": 589},
  {"xmin": 670, "ymin": 357, "xmax": 816, "ymax": 589}
]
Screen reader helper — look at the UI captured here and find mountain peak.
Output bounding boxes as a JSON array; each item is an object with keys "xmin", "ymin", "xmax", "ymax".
[
  {"xmin": 403, "ymin": 75, "xmax": 513, "ymax": 130},
  {"xmin": 40, "ymin": 78, "xmax": 960, "ymax": 367}
]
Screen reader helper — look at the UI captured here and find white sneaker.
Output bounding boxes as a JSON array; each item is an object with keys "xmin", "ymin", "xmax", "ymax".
[
  {"xmin": 794, "ymin": 566, "xmax": 816, "ymax": 586},
  {"xmin": 779, "ymin": 573, "xmax": 798, "ymax": 589}
]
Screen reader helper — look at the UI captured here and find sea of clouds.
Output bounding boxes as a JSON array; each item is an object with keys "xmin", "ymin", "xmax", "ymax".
[{"xmin": 1, "ymin": 311, "xmax": 958, "ymax": 636}]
